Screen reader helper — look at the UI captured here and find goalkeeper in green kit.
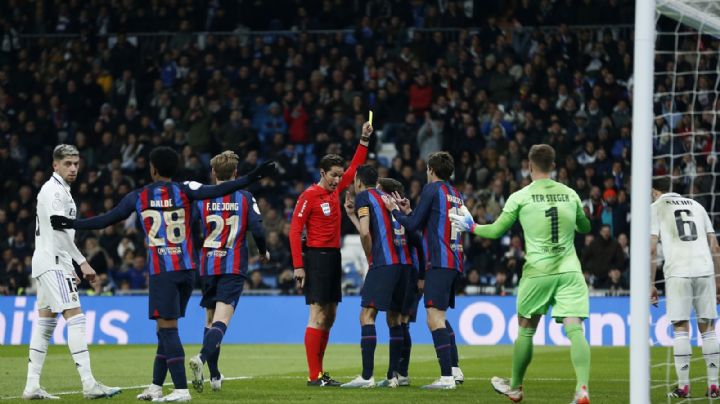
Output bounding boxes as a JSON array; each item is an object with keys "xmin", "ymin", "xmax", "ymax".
[{"xmin": 450, "ymin": 144, "xmax": 591, "ymax": 404}]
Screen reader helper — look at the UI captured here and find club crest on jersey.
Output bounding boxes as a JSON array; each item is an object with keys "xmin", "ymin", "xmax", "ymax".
[{"xmin": 321, "ymin": 202, "xmax": 331, "ymax": 216}]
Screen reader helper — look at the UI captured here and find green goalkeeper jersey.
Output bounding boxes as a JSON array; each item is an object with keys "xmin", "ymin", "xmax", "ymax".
[{"xmin": 472, "ymin": 178, "xmax": 591, "ymax": 278}]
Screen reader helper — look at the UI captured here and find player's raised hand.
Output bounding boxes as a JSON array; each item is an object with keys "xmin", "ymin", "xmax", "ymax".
[
  {"xmin": 344, "ymin": 197, "xmax": 356, "ymax": 216},
  {"xmin": 381, "ymin": 194, "xmax": 398, "ymax": 211},
  {"xmin": 391, "ymin": 192, "xmax": 411, "ymax": 214},
  {"xmin": 248, "ymin": 160, "xmax": 278, "ymax": 182},
  {"xmin": 80, "ymin": 262, "xmax": 97, "ymax": 284},
  {"xmin": 650, "ymin": 285, "xmax": 659, "ymax": 307},
  {"xmin": 50, "ymin": 215, "xmax": 75, "ymax": 230},
  {"xmin": 360, "ymin": 121, "xmax": 373, "ymax": 142}
]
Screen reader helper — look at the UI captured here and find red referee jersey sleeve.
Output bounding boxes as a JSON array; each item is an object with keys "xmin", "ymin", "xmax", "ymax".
[
  {"xmin": 290, "ymin": 191, "xmax": 311, "ymax": 269},
  {"xmin": 337, "ymin": 144, "xmax": 368, "ymax": 194}
]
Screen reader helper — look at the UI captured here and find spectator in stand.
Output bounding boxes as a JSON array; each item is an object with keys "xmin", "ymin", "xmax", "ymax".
[{"xmin": 582, "ymin": 225, "xmax": 626, "ymax": 287}]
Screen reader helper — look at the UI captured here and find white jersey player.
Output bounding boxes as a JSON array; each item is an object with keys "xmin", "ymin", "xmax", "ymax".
[
  {"xmin": 23, "ymin": 145, "xmax": 120, "ymax": 400},
  {"xmin": 650, "ymin": 178, "xmax": 720, "ymax": 399}
]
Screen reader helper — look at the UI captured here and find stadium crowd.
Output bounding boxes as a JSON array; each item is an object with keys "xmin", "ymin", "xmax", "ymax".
[{"xmin": 0, "ymin": 0, "xmax": 645, "ymax": 296}]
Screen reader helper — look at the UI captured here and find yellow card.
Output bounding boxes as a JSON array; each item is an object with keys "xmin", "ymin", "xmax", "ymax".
[{"xmin": 369, "ymin": 110, "xmax": 373, "ymax": 125}]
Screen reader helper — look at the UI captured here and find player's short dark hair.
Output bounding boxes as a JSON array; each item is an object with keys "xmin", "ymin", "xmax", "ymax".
[
  {"xmin": 427, "ymin": 151, "xmax": 454, "ymax": 181},
  {"xmin": 528, "ymin": 144, "xmax": 555, "ymax": 173},
  {"xmin": 355, "ymin": 165, "xmax": 378, "ymax": 187},
  {"xmin": 319, "ymin": 154, "xmax": 345, "ymax": 172},
  {"xmin": 378, "ymin": 178, "xmax": 405, "ymax": 197},
  {"xmin": 149, "ymin": 146, "xmax": 179, "ymax": 178},
  {"xmin": 652, "ymin": 177, "xmax": 671, "ymax": 193}
]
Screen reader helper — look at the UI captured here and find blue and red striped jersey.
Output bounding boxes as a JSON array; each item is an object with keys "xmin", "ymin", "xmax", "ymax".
[
  {"xmin": 195, "ymin": 190, "xmax": 264, "ymax": 276},
  {"xmin": 73, "ymin": 175, "xmax": 261, "ymax": 276},
  {"xmin": 356, "ymin": 188, "xmax": 413, "ymax": 269},
  {"xmin": 392, "ymin": 181, "xmax": 464, "ymax": 272}
]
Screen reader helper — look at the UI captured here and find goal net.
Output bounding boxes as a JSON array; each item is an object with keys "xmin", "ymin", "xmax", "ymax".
[{"xmin": 651, "ymin": 0, "xmax": 720, "ymax": 401}]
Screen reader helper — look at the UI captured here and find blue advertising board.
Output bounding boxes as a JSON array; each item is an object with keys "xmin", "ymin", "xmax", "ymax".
[{"xmin": 0, "ymin": 296, "xmax": 696, "ymax": 346}]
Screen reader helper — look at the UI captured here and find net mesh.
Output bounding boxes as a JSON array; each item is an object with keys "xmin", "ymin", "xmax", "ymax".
[{"xmin": 652, "ymin": 1, "xmax": 720, "ymax": 400}]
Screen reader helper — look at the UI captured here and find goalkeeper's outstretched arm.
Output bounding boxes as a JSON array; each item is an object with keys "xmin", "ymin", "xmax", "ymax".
[{"xmin": 450, "ymin": 210, "xmax": 516, "ymax": 239}]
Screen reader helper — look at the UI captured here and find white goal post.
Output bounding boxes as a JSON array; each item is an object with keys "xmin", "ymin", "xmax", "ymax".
[{"xmin": 632, "ymin": 1, "xmax": 720, "ymax": 402}]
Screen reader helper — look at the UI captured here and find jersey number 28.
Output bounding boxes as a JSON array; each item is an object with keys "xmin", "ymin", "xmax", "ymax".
[{"xmin": 140, "ymin": 209, "xmax": 187, "ymax": 246}]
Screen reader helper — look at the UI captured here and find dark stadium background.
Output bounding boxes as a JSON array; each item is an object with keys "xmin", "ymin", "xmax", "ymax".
[{"xmin": 0, "ymin": 0, "xmax": 647, "ymax": 298}]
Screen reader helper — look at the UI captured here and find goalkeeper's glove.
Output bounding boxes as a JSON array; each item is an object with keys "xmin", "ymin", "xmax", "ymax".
[
  {"xmin": 449, "ymin": 209, "xmax": 477, "ymax": 234},
  {"xmin": 50, "ymin": 215, "xmax": 75, "ymax": 230}
]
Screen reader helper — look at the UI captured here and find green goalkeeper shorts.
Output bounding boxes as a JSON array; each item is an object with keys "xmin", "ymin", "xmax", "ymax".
[{"xmin": 516, "ymin": 271, "xmax": 589, "ymax": 322}]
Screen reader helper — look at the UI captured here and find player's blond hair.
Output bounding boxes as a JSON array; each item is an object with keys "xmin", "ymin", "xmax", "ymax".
[
  {"xmin": 211, "ymin": 150, "xmax": 240, "ymax": 181},
  {"xmin": 53, "ymin": 144, "xmax": 79, "ymax": 161}
]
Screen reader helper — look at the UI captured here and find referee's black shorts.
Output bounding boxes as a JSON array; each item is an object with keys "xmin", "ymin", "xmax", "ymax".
[{"xmin": 304, "ymin": 247, "xmax": 342, "ymax": 305}]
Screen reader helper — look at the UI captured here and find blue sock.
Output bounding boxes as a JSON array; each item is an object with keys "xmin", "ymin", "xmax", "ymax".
[
  {"xmin": 388, "ymin": 325, "xmax": 404, "ymax": 379},
  {"xmin": 445, "ymin": 320, "xmax": 459, "ymax": 367},
  {"xmin": 398, "ymin": 323, "xmax": 412, "ymax": 377},
  {"xmin": 203, "ymin": 327, "xmax": 221, "ymax": 379},
  {"xmin": 159, "ymin": 328, "xmax": 188, "ymax": 389},
  {"xmin": 431, "ymin": 328, "xmax": 452, "ymax": 377},
  {"xmin": 361, "ymin": 324, "xmax": 376, "ymax": 380},
  {"xmin": 152, "ymin": 332, "xmax": 167, "ymax": 386},
  {"xmin": 200, "ymin": 321, "xmax": 227, "ymax": 364}
]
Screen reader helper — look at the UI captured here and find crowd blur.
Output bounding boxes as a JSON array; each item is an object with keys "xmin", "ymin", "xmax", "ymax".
[{"xmin": 0, "ymin": 0, "xmax": 682, "ymax": 297}]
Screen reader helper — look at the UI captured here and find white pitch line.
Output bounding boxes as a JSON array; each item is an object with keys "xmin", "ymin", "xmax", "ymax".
[
  {"xmin": 652, "ymin": 356, "xmax": 706, "ymax": 368},
  {"xmin": 651, "ymin": 376, "xmax": 707, "ymax": 390},
  {"xmin": 0, "ymin": 377, "xmax": 252, "ymax": 400}
]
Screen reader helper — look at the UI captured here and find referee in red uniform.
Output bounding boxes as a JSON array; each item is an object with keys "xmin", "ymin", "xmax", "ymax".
[{"xmin": 290, "ymin": 121, "xmax": 373, "ymax": 386}]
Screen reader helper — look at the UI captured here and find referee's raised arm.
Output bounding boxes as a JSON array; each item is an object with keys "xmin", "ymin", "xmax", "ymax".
[{"xmin": 289, "ymin": 120, "xmax": 373, "ymax": 386}]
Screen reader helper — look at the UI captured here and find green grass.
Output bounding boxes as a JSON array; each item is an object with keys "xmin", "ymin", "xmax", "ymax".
[{"xmin": 0, "ymin": 344, "xmax": 708, "ymax": 403}]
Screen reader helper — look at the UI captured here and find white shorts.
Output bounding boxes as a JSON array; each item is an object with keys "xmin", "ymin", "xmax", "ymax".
[
  {"xmin": 36, "ymin": 270, "xmax": 80, "ymax": 313},
  {"xmin": 666, "ymin": 275, "xmax": 718, "ymax": 322}
]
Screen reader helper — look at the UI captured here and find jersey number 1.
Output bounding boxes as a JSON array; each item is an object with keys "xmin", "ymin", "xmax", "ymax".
[
  {"xmin": 545, "ymin": 207, "xmax": 559, "ymax": 244},
  {"xmin": 674, "ymin": 209, "xmax": 698, "ymax": 241}
]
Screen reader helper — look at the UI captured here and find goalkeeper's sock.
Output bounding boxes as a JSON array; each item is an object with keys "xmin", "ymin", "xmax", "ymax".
[
  {"xmin": 397, "ymin": 323, "xmax": 412, "ymax": 377},
  {"xmin": 26, "ymin": 317, "xmax": 57, "ymax": 390},
  {"xmin": 431, "ymin": 328, "xmax": 452, "ymax": 377},
  {"xmin": 511, "ymin": 327, "xmax": 536, "ymax": 389},
  {"xmin": 204, "ymin": 327, "xmax": 221, "ymax": 380},
  {"xmin": 702, "ymin": 330, "xmax": 719, "ymax": 387},
  {"xmin": 152, "ymin": 332, "xmax": 167, "ymax": 386},
  {"xmin": 200, "ymin": 321, "xmax": 227, "ymax": 363},
  {"xmin": 445, "ymin": 320, "xmax": 459, "ymax": 367},
  {"xmin": 361, "ymin": 324, "xmax": 376, "ymax": 380},
  {"xmin": 387, "ymin": 325, "xmax": 403, "ymax": 379},
  {"xmin": 304, "ymin": 327, "xmax": 323, "ymax": 380},
  {"xmin": 673, "ymin": 331, "xmax": 691, "ymax": 388},
  {"xmin": 160, "ymin": 327, "xmax": 188, "ymax": 389},
  {"xmin": 566, "ymin": 323, "xmax": 591, "ymax": 392},
  {"xmin": 66, "ymin": 314, "xmax": 96, "ymax": 388}
]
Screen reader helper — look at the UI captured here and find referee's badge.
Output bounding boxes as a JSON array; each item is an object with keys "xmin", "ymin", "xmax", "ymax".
[{"xmin": 321, "ymin": 202, "xmax": 331, "ymax": 216}]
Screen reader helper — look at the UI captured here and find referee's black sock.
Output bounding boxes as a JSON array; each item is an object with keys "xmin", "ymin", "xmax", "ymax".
[
  {"xmin": 431, "ymin": 328, "xmax": 452, "ymax": 377},
  {"xmin": 361, "ymin": 324, "xmax": 377, "ymax": 380},
  {"xmin": 397, "ymin": 323, "xmax": 412, "ymax": 377},
  {"xmin": 445, "ymin": 320, "xmax": 459, "ymax": 367},
  {"xmin": 387, "ymin": 326, "xmax": 404, "ymax": 380},
  {"xmin": 159, "ymin": 327, "xmax": 188, "ymax": 389},
  {"xmin": 152, "ymin": 332, "xmax": 168, "ymax": 386}
]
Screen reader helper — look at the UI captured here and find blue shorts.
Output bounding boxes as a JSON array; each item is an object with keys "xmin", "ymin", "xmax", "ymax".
[
  {"xmin": 402, "ymin": 267, "xmax": 422, "ymax": 322},
  {"xmin": 361, "ymin": 264, "xmax": 409, "ymax": 312},
  {"xmin": 423, "ymin": 268, "xmax": 458, "ymax": 311},
  {"xmin": 148, "ymin": 270, "xmax": 194, "ymax": 320},
  {"xmin": 200, "ymin": 273, "xmax": 246, "ymax": 310}
]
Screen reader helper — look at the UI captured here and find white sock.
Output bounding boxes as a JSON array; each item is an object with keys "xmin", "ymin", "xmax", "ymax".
[
  {"xmin": 66, "ymin": 314, "xmax": 95, "ymax": 387},
  {"xmin": 673, "ymin": 331, "xmax": 691, "ymax": 388},
  {"xmin": 25, "ymin": 317, "xmax": 57, "ymax": 391},
  {"xmin": 702, "ymin": 330, "xmax": 720, "ymax": 387}
]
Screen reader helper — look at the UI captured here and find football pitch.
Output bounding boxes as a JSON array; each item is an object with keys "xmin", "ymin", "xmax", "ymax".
[{"xmin": 0, "ymin": 344, "xmax": 704, "ymax": 403}]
